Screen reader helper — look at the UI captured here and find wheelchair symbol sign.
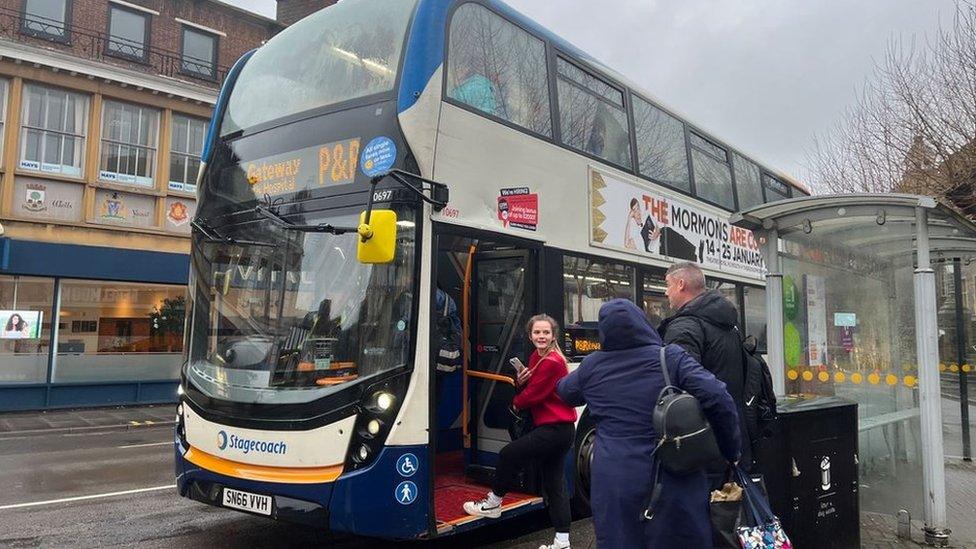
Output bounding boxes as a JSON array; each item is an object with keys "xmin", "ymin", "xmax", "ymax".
[
  {"xmin": 396, "ymin": 481, "xmax": 417, "ymax": 505},
  {"xmin": 396, "ymin": 453, "xmax": 418, "ymax": 477}
]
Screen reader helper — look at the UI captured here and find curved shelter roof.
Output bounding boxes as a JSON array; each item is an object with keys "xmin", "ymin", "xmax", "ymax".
[{"xmin": 730, "ymin": 193, "xmax": 976, "ymax": 263}]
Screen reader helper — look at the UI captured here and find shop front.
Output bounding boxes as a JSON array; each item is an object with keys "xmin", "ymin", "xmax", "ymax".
[
  {"xmin": 732, "ymin": 194, "xmax": 976, "ymax": 546},
  {"xmin": 0, "ymin": 238, "xmax": 187, "ymax": 411}
]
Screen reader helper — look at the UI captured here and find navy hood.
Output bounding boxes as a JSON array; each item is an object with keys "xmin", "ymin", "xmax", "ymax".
[{"xmin": 598, "ymin": 299, "xmax": 662, "ymax": 351}]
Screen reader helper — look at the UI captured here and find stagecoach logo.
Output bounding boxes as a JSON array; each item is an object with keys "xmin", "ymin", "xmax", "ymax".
[
  {"xmin": 215, "ymin": 429, "xmax": 287, "ymax": 456},
  {"xmin": 24, "ymin": 183, "xmax": 46, "ymax": 212}
]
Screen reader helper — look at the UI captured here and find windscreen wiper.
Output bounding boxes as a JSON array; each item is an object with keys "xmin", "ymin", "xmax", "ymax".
[
  {"xmin": 251, "ymin": 169, "xmax": 450, "ymax": 235},
  {"xmin": 191, "ymin": 218, "xmax": 276, "ymax": 247}
]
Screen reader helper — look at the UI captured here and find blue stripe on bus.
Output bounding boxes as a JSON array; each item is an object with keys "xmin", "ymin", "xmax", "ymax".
[
  {"xmin": 201, "ymin": 49, "xmax": 256, "ymax": 163},
  {"xmin": 397, "ymin": 0, "xmax": 452, "ymax": 114},
  {"xmin": 398, "ymin": 0, "xmax": 605, "ymax": 114}
]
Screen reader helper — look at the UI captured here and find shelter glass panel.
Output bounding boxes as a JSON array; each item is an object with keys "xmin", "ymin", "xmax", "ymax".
[
  {"xmin": 779, "ymin": 223, "xmax": 923, "ymax": 519},
  {"xmin": 0, "ymin": 276, "xmax": 54, "ymax": 384},
  {"xmin": 743, "ymin": 285, "xmax": 766, "ymax": 351},
  {"xmin": 447, "ymin": 3, "xmax": 552, "ymax": 136}
]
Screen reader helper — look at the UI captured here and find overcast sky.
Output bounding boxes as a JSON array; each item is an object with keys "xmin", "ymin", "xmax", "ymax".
[{"xmin": 232, "ymin": 0, "xmax": 952, "ymax": 184}]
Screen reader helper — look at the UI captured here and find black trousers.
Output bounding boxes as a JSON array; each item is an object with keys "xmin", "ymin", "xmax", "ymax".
[{"xmin": 493, "ymin": 422, "xmax": 575, "ymax": 533}]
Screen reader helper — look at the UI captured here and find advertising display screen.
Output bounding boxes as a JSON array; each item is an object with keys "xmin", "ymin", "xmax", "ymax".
[{"xmin": 0, "ymin": 310, "xmax": 43, "ymax": 339}]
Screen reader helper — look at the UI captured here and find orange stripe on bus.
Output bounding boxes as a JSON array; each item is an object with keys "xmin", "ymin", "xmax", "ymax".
[{"xmin": 184, "ymin": 447, "xmax": 344, "ymax": 484}]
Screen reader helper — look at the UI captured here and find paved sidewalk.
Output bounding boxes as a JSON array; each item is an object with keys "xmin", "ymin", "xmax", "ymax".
[{"xmin": 0, "ymin": 403, "xmax": 176, "ymax": 436}]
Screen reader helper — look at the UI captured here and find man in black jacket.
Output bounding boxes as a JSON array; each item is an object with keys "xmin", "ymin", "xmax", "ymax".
[{"xmin": 658, "ymin": 262, "xmax": 752, "ymax": 472}]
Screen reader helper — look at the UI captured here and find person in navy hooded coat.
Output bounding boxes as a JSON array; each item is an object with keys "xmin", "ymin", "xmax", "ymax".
[{"xmin": 557, "ymin": 299, "xmax": 741, "ymax": 548}]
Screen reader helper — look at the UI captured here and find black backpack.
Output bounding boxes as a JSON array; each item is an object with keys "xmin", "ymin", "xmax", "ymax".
[
  {"xmin": 740, "ymin": 333, "xmax": 777, "ymax": 444},
  {"xmin": 652, "ymin": 345, "xmax": 724, "ymax": 475}
]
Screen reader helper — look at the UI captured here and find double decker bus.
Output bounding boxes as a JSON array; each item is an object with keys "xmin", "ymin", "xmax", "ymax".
[{"xmin": 175, "ymin": 0, "xmax": 808, "ymax": 540}]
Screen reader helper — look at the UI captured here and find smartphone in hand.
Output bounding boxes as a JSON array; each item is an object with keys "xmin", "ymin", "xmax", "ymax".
[{"xmin": 509, "ymin": 357, "xmax": 526, "ymax": 374}]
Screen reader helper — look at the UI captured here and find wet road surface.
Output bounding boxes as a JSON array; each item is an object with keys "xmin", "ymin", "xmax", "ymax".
[{"xmin": 0, "ymin": 426, "xmax": 593, "ymax": 548}]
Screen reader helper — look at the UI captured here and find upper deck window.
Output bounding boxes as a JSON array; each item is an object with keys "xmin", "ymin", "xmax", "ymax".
[
  {"xmin": 733, "ymin": 152, "xmax": 763, "ymax": 210},
  {"xmin": 447, "ymin": 3, "xmax": 552, "ymax": 136},
  {"xmin": 556, "ymin": 58, "xmax": 631, "ymax": 169},
  {"xmin": 633, "ymin": 95, "xmax": 690, "ymax": 192},
  {"xmin": 690, "ymin": 131, "xmax": 735, "ymax": 210},
  {"xmin": 221, "ymin": 0, "xmax": 417, "ymax": 136},
  {"xmin": 763, "ymin": 174, "xmax": 791, "ymax": 202}
]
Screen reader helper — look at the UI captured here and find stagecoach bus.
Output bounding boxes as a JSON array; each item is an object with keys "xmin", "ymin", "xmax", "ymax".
[{"xmin": 175, "ymin": 0, "xmax": 808, "ymax": 540}]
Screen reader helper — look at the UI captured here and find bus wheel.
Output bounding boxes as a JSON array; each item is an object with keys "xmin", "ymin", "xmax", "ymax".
[{"xmin": 570, "ymin": 414, "xmax": 596, "ymax": 517}]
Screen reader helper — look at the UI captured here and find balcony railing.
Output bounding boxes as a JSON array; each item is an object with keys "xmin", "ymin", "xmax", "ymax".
[{"xmin": 0, "ymin": 6, "xmax": 229, "ymax": 88}]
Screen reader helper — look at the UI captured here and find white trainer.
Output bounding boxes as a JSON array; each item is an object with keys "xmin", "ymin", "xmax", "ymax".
[
  {"xmin": 538, "ymin": 540, "xmax": 570, "ymax": 549},
  {"xmin": 462, "ymin": 497, "xmax": 502, "ymax": 519}
]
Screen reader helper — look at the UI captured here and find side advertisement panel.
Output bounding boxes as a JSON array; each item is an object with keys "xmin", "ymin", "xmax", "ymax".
[{"xmin": 588, "ymin": 168, "xmax": 765, "ymax": 280}]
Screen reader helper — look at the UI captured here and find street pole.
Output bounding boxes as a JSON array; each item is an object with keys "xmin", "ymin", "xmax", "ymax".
[
  {"xmin": 763, "ymin": 226, "xmax": 786, "ymax": 396},
  {"xmin": 914, "ymin": 207, "xmax": 950, "ymax": 546},
  {"xmin": 952, "ymin": 258, "xmax": 972, "ymax": 461}
]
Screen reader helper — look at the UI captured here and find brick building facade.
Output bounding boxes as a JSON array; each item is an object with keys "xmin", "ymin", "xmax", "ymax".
[{"xmin": 0, "ymin": 0, "xmax": 285, "ymax": 410}]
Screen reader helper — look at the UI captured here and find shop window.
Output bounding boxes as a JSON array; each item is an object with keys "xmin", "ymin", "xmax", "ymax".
[
  {"xmin": 53, "ymin": 280, "xmax": 185, "ymax": 382},
  {"xmin": 168, "ymin": 114, "xmax": 206, "ymax": 193},
  {"xmin": 690, "ymin": 132, "xmax": 735, "ymax": 210},
  {"xmin": 447, "ymin": 3, "xmax": 552, "ymax": 136},
  {"xmin": 733, "ymin": 153, "xmax": 764, "ymax": 211},
  {"xmin": 743, "ymin": 285, "xmax": 766, "ymax": 351},
  {"xmin": 99, "ymin": 100, "xmax": 159, "ymax": 187},
  {"xmin": 107, "ymin": 4, "xmax": 149, "ymax": 62},
  {"xmin": 557, "ymin": 58, "xmax": 632, "ymax": 169},
  {"xmin": 0, "ymin": 276, "xmax": 54, "ymax": 384},
  {"xmin": 19, "ymin": 83, "xmax": 88, "ymax": 177},
  {"xmin": 563, "ymin": 256, "xmax": 634, "ymax": 357},
  {"xmin": 633, "ymin": 95, "xmax": 690, "ymax": 192},
  {"xmin": 22, "ymin": 0, "xmax": 70, "ymax": 42},
  {"xmin": 181, "ymin": 26, "xmax": 217, "ymax": 80}
]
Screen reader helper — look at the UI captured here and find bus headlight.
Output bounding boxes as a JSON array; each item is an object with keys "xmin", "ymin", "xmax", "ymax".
[
  {"xmin": 355, "ymin": 443, "xmax": 370, "ymax": 463},
  {"xmin": 371, "ymin": 391, "xmax": 395, "ymax": 413},
  {"xmin": 360, "ymin": 418, "xmax": 383, "ymax": 439}
]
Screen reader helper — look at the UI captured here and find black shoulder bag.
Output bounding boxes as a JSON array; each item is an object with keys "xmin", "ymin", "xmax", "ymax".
[{"xmin": 651, "ymin": 345, "xmax": 723, "ymax": 475}]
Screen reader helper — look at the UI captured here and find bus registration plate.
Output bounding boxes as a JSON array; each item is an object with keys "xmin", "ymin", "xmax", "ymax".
[{"xmin": 222, "ymin": 487, "xmax": 272, "ymax": 516}]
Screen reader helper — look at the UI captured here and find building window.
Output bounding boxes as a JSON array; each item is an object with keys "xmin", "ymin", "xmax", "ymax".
[
  {"xmin": 168, "ymin": 114, "xmax": 206, "ymax": 193},
  {"xmin": 22, "ymin": 0, "xmax": 70, "ymax": 42},
  {"xmin": 633, "ymin": 95, "xmax": 690, "ymax": 192},
  {"xmin": 0, "ymin": 275, "xmax": 55, "ymax": 384},
  {"xmin": 733, "ymin": 153, "xmax": 764, "ymax": 210},
  {"xmin": 107, "ymin": 4, "xmax": 149, "ymax": 62},
  {"xmin": 763, "ymin": 174, "xmax": 791, "ymax": 202},
  {"xmin": 53, "ymin": 280, "xmax": 185, "ymax": 382},
  {"xmin": 19, "ymin": 83, "xmax": 88, "ymax": 177},
  {"xmin": 447, "ymin": 3, "xmax": 552, "ymax": 136},
  {"xmin": 181, "ymin": 26, "xmax": 217, "ymax": 79},
  {"xmin": 690, "ymin": 132, "xmax": 735, "ymax": 210},
  {"xmin": 99, "ymin": 100, "xmax": 159, "ymax": 187},
  {"xmin": 557, "ymin": 58, "xmax": 632, "ymax": 169}
]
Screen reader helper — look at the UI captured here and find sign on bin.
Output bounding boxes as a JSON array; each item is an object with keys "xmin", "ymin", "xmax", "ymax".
[{"xmin": 834, "ymin": 313, "xmax": 856, "ymax": 327}]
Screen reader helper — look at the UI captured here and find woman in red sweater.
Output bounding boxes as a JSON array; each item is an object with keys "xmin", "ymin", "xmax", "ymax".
[{"xmin": 463, "ymin": 314, "xmax": 577, "ymax": 549}]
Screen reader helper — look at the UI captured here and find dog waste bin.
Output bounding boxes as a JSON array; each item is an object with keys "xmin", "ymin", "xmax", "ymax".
[{"xmin": 757, "ymin": 396, "xmax": 859, "ymax": 548}]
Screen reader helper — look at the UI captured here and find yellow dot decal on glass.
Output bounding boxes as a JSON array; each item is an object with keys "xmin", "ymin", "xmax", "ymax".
[
  {"xmin": 851, "ymin": 373, "xmax": 863, "ymax": 384},
  {"xmin": 904, "ymin": 375, "xmax": 917, "ymax": 387},
  {"xmin": 835, "ymin": 372, "xmax": 846, "ymax": 383},
  {"xmin": 868, "ymin": 373, "xmax": 880, "ymax": 385},
  {"xmin": 886, "ymin": 374, "xmax": 898, "ymax": 386},
  {"xmin": 940, "ymin": 363, "xmax": 947, "ymax": 372},
  {"xmin": 802, "ymin": 370, "xmax": 814, "ymax": 381},
  {"xmin": 787, "ymin": 370, "xmax": 799, "ymax": 381},
  {"xmin": 818, "ymin": 371, "xmax": 830, "ymax": 382},
  {"xmin": 950, "ymin": 364, "xmax": 959, "ymax": 373},
  {"xmin": 963, "ymin": 364, "xmax": 972, "ymax": 373}
]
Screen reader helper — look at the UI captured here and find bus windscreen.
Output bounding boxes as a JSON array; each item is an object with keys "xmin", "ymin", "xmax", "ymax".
[{"xmin": 220, "ymin": 0, "xmax": 418, "ymax": 136}]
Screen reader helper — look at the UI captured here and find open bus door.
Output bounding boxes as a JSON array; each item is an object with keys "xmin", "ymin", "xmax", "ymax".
[{"xmin": 431, "ymin": 233, "xmax": 543, "ymax": 534}]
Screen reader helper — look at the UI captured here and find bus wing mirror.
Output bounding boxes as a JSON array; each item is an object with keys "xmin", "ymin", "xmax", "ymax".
[{"xmin": 357, "ymin": 209, "xmax": 397, "ymax": 264}]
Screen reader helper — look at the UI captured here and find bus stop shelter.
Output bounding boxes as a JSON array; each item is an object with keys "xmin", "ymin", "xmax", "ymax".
[{"xmin": 731, "ymin": 194, "xmax": 976, "ymax": 546}]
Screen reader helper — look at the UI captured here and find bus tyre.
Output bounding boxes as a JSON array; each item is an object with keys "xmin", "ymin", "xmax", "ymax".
[{"xmin": 570, "ymin": 413, "xmax": 596, "ymax": 518}]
